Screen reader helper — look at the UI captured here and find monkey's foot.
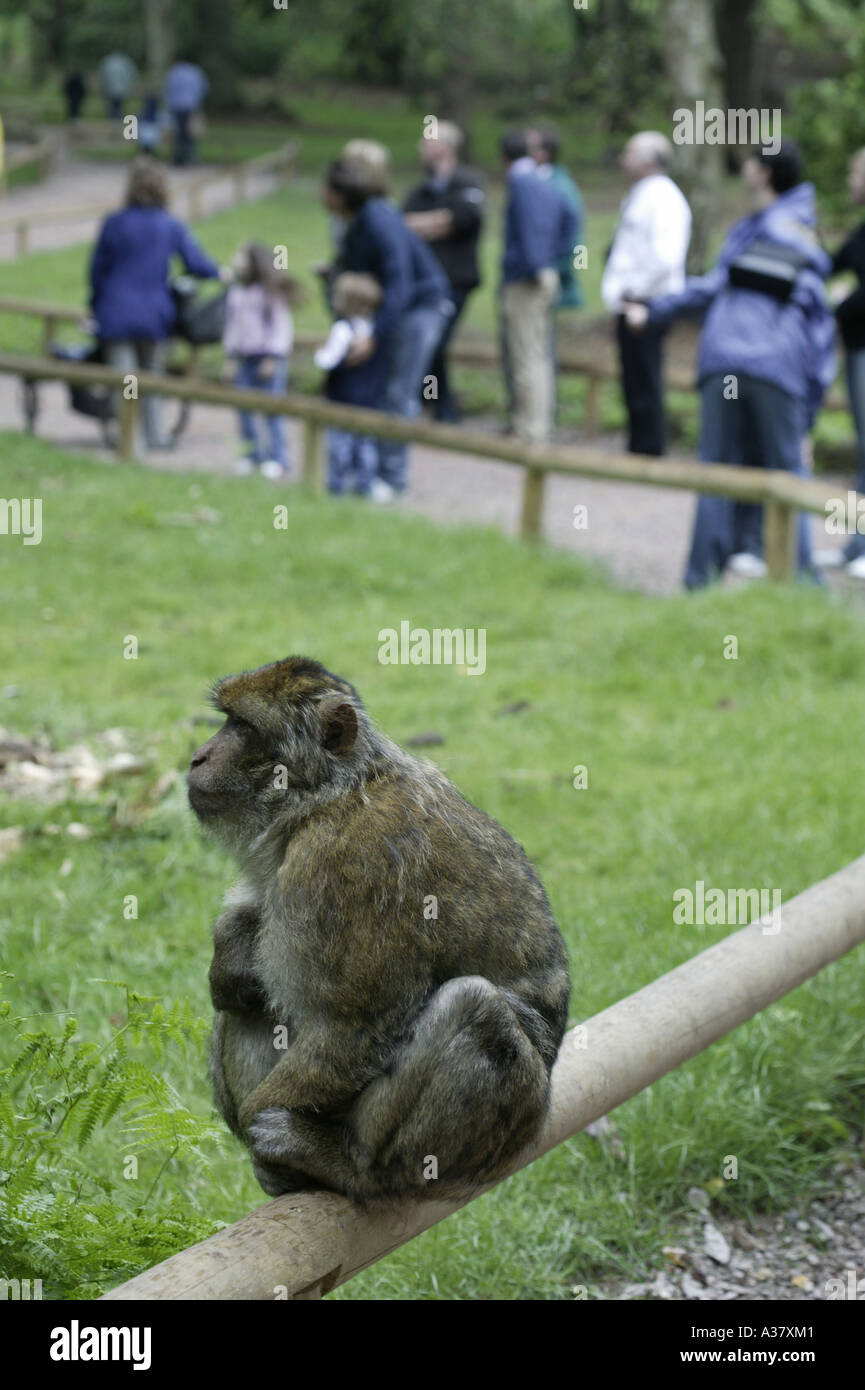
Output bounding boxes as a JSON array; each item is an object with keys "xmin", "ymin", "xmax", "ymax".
[
  {"xmin": 247, "ymin": 1107, "xmax": 351, "ymax": 1192},
  {"xmin": 247, "ymin": 1106, "xmax": 299, "ymax": 1166}
]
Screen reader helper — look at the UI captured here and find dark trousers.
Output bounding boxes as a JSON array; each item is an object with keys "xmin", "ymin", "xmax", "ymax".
[
  {"xmin": 617, "ymin": 314, "xmax": 666, "ymax": 456},
  {"xmin": 172, "ymin": 110, "xmax": 195, "ymax": 166},
  {"xmin": 428, "ymin": 286, "xmax": 472, "ymax": 421},
  {"xmin": 684, "ymin": 372, "xmax": 813, "ymax": 589},
  {"xmin": 843, "ymin": 348, "xmax": 865, "ymax": 561}
]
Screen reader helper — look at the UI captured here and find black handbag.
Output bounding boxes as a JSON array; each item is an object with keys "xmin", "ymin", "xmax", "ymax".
[
  {"xmin": 172, "ymin": 277, "xmax": 228, "ymax": 344},
  {"xmin": 727, "ymin": 239, "xmax": 812, "ymax": 302}
]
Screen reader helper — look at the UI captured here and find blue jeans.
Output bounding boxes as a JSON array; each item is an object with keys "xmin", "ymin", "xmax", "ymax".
[
  {"xmin": 235, "ymin": 356, "xmax": 290, "ymax": 471},
  {"xmin": 377, "ymin": 301, "xmax": 452, "ymax": 491},
  {"xmin": 843, "ymin": 349, "xmax": 865, "ymax": 561},
  {"xmin": 327, "ymin": 428, "xmax": 379, "ymax": 495},
  {"xmin": 684, "ymin": 373, "xmax": 813, "ymax": 589}
]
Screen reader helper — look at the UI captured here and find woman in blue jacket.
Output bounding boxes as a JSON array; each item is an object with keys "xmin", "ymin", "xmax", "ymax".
[
  {"xmin": 323, "ymin": 157, "xmax": 453, "ymax": 500},
  {"xmin": 89, "ymin": 159, "xmax": 221, "ymax": 449},
  {"xmin": 625, "ymin": 143, "xmax": 836, "ymax": 588}
]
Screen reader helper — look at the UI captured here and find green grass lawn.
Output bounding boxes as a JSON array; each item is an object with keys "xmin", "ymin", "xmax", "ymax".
[{"xmin": 1, "ymin": 430, "xmax": 864, "ymax": 1299}]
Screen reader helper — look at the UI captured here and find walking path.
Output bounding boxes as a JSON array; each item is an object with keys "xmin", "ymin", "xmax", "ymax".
[
  {"xmin": 0, "ymin": 153, "xmax": 282, "ymax": 260},
  {"xmin": 2, "ymin": 370, "xmax": 852, "ymax": 596}
]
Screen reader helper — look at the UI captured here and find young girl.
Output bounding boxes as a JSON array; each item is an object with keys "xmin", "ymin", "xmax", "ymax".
[
  {"xmin": 223, "ymin": 243, "xmax": 300, "ymax": 479},
  {"xmin": 314, "ymin": 271, "xmax": 387, "ymax": 497}
]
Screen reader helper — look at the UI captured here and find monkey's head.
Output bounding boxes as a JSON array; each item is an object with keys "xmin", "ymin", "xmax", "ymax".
[{"xmin": 188, "ymin": 656, "xmax": 375, "ymax": 847}]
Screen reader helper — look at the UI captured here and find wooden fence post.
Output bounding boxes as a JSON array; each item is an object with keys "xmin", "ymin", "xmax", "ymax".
[
  {"xmin": 302, "ymin": 419, "xmax": 326, "ymax": 493},
  {"xmin": 232, "ymin": 167, "xmax": 247, "ymax": 202},
  {"xmin": 15, "ymin": 221, "xmax": 29, "ymax": 257},
  {"xmin": 520, "ymin": 466, "xmax": 546, "ymax": 540},
  {"xmin": 188, "ymin": 185, "xmax": 202, "ymax": 220},
  {"xmin": 764, "ymin": 499, "xmax": 797, "ymax": 581},
  {"xmin": 117, "ymin": 395, "xmax": 140, "ymax": 460},
  {"xmin": 41, "ymin": 315, "xmax": 56, "ymax": 356}
]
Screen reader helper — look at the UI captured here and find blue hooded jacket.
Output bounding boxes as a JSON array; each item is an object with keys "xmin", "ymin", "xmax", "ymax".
[
  {"xmin": 340, "ymin": 198, "xmax": 450, "ymax": 340},
  {"xmin": 648, "ymin": 183, "xmax": 836, "ymax": 425},
  {"xmin": 90, "ymin": 206, "xmax": 220, "ymax": 341}
]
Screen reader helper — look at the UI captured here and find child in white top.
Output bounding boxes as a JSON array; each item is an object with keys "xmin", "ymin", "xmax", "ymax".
[{"xmin": 314, "ymin": 273, "xmax": 386, "ymax": 497}]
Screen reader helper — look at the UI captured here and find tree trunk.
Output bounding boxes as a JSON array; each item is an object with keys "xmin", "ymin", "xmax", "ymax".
[
  {"xmin": 661, "ymin": 0, "xmax": 724, "ymax": 274},
  {"xmin": 145, "ymin": 0, "xmax": 175, "ymax": 91},
  {"xmin": 715, "ymin": 0, "xmax": 761, "ymax": 170}
]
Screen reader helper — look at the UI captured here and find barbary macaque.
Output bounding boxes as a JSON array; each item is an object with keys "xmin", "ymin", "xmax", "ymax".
[{"xmin": 188, "ymin": 656, "xmax": 570, "ymax": 1205}]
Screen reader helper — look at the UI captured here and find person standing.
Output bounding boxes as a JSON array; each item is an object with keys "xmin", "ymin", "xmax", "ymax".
[
  {"xmin": 601, "ymin": 131, "xmax": 692, "ymax": 456},
  {"xmin": 98, "ymin": 52, "xmax": 137, "ymax": 121},
  {"xmin": 625, "ymin": 143, "xmax": 835, "ymax": 589},
  {"xmin": 402, "ymin": 121, "xmax": 484, "ymax": 422},
  {"xmin": 163, "ymin": 57, "xmax": 209, "ymax": 167},
  {"xmin": 527, "ymin": 126, "xmax": 584, "ymax": 311},
  {"xmin": 824, "ymin": 148, "xmax": 865, "ymax": 576},
  {"xmin": 223, "ymin": 242, "xmax": 298, "ymax": 480},
  {"xmin": 63, "ymin": 72, "xmax": 87, "ymax": 123},
  {"xmin": 89, "ymin": 160, "xmax": 221, "ymax": 450},
  {"xmin": 499, "ymin": 130, "xmax": 579, "ymax": 445},
  {"xmin": 314, "ymin": 272, "xmax": 388, "ymax": 496},
  {"xmin": 322, "ymin": 157, "xmax": 452, "ymax": 501}
]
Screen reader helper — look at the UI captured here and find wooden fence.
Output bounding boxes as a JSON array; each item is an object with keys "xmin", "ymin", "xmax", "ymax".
[
  {"xmin": 0, "ymin": 126, "xmax": 66, "ymax": 196},
  {"xmin": 0, "ymin": 140, "xmax": 298, "ymax": 257},
  {"xmin": 0, "ymin": 348, "xmax": 843, "ymax": 581},
  {"xmin": 0, "ymin": 290, "xmax": 851, "ymax": 432},
  {"xmin": 100, "ymin": 853, "xmax": 865, "ymax": 1298}
]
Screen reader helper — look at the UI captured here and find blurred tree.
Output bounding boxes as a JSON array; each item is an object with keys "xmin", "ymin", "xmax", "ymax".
[
  {"xmin": 764, "ymin": 0, "xmax": 865, "ymax": 214},
  {"xmin": 662, "ymin": 0, "xmax": 724, "ymax": 272},
  {"xmin": 144, "ymin": 0, "xmax": 174, "ymax": 90},
  {"xmin": 715, "ymin": 0, "xmax": 762, "ymax": 168},
  {"xmin": 569, "ymin": 0, "xmax": 666, "ymax": 153}
]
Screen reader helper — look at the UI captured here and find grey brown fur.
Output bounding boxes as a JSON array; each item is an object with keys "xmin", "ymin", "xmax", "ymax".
[{"xmin": 188, "ymin": 656, "xmax": 570, "ymax": 1205}]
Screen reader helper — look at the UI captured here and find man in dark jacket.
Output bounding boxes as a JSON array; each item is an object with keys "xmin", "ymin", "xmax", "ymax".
[
  {"xmin": 323, "ymin": 158, "xmax": 452, "ymax": 498},
  {"xmin": 500, "ymin": 130, "xmax": 579, "ymax": 444},
  {"xmin": 403, "ymin": 121, "xmax": 484, "ymax": 422},
  {"xmin": 825, "ymin": 148, "xmax": 865, "ymax": 574}
]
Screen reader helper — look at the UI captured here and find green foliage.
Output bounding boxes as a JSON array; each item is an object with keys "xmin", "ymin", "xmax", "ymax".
[{"xmin": 0, "ymin": 975, "xmax": 224, "ymax": 1298}]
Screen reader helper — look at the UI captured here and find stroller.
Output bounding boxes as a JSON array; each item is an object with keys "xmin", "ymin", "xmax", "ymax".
[{"xmin": 21, "ymin": 282, "xmax": 225, "ymax": 446}]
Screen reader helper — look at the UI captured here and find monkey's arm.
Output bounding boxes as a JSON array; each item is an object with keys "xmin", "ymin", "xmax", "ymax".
[{"xmin": 209, "ymin": 904, "xmax": 267, "ymax": 1014}]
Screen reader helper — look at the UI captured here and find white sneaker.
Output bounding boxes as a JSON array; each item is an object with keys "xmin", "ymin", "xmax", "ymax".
[
  {"xmin": 846, "ymin": 555, "xmax": 865, "ymax": 579},
  {"xmin": 260, "ymin": 459, "xmax": 288, "ymax": 480},
  {"xmin": 727, "ymin": 552, "xmax": 768, "ymax": 579},
  {"xmin": 812, "ymin": 549, "xmax": 846, "ymax": 569},
  {"xmin": 234, "ymin": 456, "xmax": 256, "ymax": 476},
  {"xmin": 369, "ymin": 478, "xmax": 397, "ymax": 504}
]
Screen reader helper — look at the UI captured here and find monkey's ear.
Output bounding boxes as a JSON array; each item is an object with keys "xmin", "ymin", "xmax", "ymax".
[{"xmin": 320, "ymin": 700, "xmax": 359, "ymax": 755}]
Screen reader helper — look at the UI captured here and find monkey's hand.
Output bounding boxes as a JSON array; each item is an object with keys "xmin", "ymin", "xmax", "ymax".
[{"xmin": 209, "ymin": 904, "xmax": 268, "ymax": 1014}]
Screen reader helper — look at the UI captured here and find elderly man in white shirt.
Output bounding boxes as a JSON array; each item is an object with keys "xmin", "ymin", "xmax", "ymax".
[{"xmin": 601, "ymin": 131, "xmax": 692, "ymax": 456}]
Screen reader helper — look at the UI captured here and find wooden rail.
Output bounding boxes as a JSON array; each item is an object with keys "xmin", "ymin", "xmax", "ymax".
[
  {"xmin": 0, "ymin": 295, "xmax": 848, "ymax": 441},
  {"xmin": 0, "ymin": 140, "xmax": 298, "ymax": 255},
  {"xmin": 0, "ymin": 349, "xmax": 842, "ymax": 581},
  {"xmin": 0, "ymin": 127, "xmax": 65, "ymax": 196},
  {"xmin": 101, "ymin": 852, "xmax": 865, "ymax": 1299}
]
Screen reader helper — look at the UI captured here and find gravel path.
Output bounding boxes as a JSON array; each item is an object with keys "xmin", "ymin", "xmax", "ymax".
[{"xmin": 2, "ymin": 371, "xmax": 854, "ymax": 596}]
